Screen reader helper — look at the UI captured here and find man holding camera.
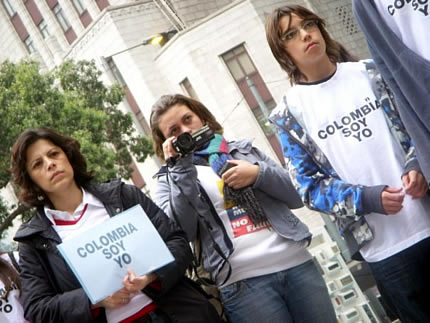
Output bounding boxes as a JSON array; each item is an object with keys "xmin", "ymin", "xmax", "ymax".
[{"xmin": 149, "ymin": 94, "xmax": 336, "ymax": 323}]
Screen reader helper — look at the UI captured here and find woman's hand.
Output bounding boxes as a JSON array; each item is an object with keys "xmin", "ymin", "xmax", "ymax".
[
  {"xmin": 402, "ymin": 170, "xmax": 428, "ymax": 199},
  {"xmin": 162, "ymin": 137, "xmax": 178, "ymax": 161},
  {"xmin": 122, "ymin": 269, "xmax": 158, "ymax": 293},
  {"xmin": 92, "ymin": 288, "xmax": 132, "ymax": 309},
  {"xmin": 381, "ymin": 187, "xmax": 404, "ymax": 215},
  {"xmin": 222, "ymin": 160, "xmax": 259, "ymax": 189}
]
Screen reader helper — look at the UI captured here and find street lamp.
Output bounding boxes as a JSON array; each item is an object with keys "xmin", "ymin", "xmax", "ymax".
[
  {"xmin": 142, "ymin": 30, "xmax": 178, "ymax": 47},
  {"xmin": 108, "ymin": 29, "xmax": 178, "ymax": 58}
]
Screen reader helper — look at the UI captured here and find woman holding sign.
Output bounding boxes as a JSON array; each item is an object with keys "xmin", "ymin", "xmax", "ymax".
[
  {"xmin": 150, "ymin": 94, "xmax": 336, "ymax": 323},
  {"xmin": 11, "ymin": 128, "xmax": 221, "ymax": 323}
]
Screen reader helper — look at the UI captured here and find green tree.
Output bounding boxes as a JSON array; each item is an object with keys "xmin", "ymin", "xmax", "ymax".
[{"xmin": 0, "ymin": 59, "xmax": 153, "ymax": 238}]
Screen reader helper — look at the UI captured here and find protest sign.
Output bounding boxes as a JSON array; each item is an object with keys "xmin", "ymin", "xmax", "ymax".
[{"xmin": 57, "ymin": 204, "xmax": 174, "ymax": 304}]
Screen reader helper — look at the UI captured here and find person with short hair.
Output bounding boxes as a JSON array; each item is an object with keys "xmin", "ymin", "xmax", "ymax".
[
  {"xmin": 266, "ymin": 5, "xmax": 430, "ymax": 322},
  {"xmin": 11, "ymin": 127, "xmax": 221, "ymax": 323},
  {"xmin": 150, "ymin": 94, "xmax": 336, "ymax": 323}
]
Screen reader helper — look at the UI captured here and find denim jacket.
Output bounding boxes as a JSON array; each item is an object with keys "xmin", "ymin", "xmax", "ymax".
[
  {"xmin": 270, "ymin": 60, "xmax": 419, "ymax": 260},
  {"xmin": 154, "ymin": 139, "xmax": 311, "ymax": 281}
]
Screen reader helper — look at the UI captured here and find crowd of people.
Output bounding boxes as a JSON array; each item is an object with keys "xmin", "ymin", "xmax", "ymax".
[{"xmin": 1, "ymin": 2, "xmax": 429, "ymax": 323}]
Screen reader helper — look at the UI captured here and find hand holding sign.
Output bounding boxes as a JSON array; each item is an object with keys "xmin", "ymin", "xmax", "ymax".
[
  {"xmin": 94, "ymin": 288, "xmax": 132, "ymax": 309},
  {"xmin": 57, "ymin": 205, "xmax": 174, "ymax": 304},
  {"xmin": 123, "ymin": 269, "xmax": 157, "ymax": 293}
]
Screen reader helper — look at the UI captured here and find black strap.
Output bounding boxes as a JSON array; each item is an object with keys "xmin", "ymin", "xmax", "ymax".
[
  {"xmin": 166, "ymin": 168, "xmax": 232, "ymax": 286},
  {"xmin": 8, "ymin": 251, "xmax": 20, "ymax": 273},
  {"xmin": 197, "ymin": 185, "xmax": 232, "ymax": 285}
]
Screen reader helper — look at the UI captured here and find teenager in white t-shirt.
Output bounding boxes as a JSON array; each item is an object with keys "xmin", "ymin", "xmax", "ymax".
[
  {"xmin": 352, "ymin": 0, "xmax": 430, "ymax": 186},
  {"xmin": 266, "ymin": 4, "xmax": 430, "ymax": 323},
  {"xmin": 0, "ymin": 252, "xmax": 28, "ymax": 323},
  {"xmin": 151, "ymin": 94, "xmax": 337, "ymax": 323}
]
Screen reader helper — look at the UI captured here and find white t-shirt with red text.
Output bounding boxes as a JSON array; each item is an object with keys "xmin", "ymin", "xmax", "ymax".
[{"xmin": 196, "ymin": 165, "xmax": 311, "ymax": 287}]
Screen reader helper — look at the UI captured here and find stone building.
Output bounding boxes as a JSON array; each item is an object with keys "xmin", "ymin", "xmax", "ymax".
[
  {"xmin": 0, "ymin": 0, "xmax": 370, "ymax": 231},
  {"xmin": 2, "ymin": 5, "xmax": 391, "ymax": 321}
]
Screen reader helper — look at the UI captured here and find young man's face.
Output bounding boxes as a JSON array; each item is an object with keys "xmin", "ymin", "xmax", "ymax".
[{"xmin": 279, "ymin": 14, "xmax": 327, "ymax": 71}]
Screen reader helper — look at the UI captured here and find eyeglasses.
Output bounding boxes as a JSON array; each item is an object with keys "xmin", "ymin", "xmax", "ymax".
[{"xmin": 280, "ymin": 20, "xmax": 319, "ymax": 42}]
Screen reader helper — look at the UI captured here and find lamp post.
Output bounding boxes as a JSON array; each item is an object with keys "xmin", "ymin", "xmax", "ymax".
[
  {"xmin": 142, "ymin": 30, "xmax": 178, "ymax": 47},
  {"xmin": 108, "ymin": 29, "xmax": 178, "ymax": 58}
]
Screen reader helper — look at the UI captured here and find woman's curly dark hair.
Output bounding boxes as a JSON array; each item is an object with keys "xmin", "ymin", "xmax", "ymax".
[{"xmin": 10, "ymin": 128, "xmax": 93, "ymax": 207}]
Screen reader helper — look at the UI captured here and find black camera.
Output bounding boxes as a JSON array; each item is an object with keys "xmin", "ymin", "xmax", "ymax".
[{"xmin": 172, "ymin": 125, "xmax": 215, "ymax": 156}]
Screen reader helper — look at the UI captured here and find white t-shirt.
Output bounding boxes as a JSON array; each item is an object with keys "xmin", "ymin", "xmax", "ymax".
[
  {"xmin": 287, "ymin": 61, "xmax": 430, "ymax": 262},
  {"xmin": 196, "ymin": 165, "xmax": 311, "ymax": 287},
  {"xmin": 45, "ymin": 189, "xmax": 153, "ymax": 323},
  {"xmin": 373, "ymin": 0, "xmax": 430, "ymax": 60},
  {"xmin": 0, "ymin": 253, "xmax": 28, "ymax": 323}
]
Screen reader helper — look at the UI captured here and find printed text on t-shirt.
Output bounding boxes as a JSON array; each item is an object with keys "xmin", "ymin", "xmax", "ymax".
[
  {"xmin": 226, "ymin": 206, "xmax": 270, "ymax": 238},
  {"xmin": 0, "ymin": 282, "xmax": 18, "ymax": 314},
  {"xmin": 387, "ymin": 0, "xmax": 429, "ymax": 17},
  {"xmin": 317, "ymin": 97, "xmax": 380, "ymax": 142}
]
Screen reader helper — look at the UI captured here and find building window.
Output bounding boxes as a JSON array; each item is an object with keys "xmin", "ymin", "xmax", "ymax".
[
  {"xmin": 105, "ymin": 58, "xmax": 150, "ymax": 188},
  {"xmin": 24, "ymin": 36, "xmax": 36, "ymax": 54},
  {"xmin": 222, "ymin": 44, "xmax": 284, "ymax": 164},
  {"xmin": 72, "ymin": 0, "xmax": 86, "ymax": 15},
  {"xmin": 180, "ymin": 78, "xmax": 199, "ymax": 100},
  {"xmin": 38, "ymin": 19, "xmax": 49, "ymax": 38},
  {"xmin": 107, "ymin": 58, "xmax": 126, "ymax": 85},
  {"xmin": 53, "ymin": 4, "xmax": 70, "ymax": 32},
  {"xmin": 95, "ymin": 0, "xmax": 109, "ymax": 11},
  {"xmin": 106, "ymin": 58, "xmax": 151, "ymax": 136},
  {"xmin": 221, "ymin": 45, "xmax": 276, "ymax": 135},
  {"xmin": 2, "ymin": 0, "xmax": 15, "ymax": 16}
]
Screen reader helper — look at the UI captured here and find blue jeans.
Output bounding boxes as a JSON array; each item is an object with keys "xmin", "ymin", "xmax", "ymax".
[
  {"xmin": 219, "ymin": 260, "xmax": 336, "ymax": 323},
  {"xmin": 367, "ymin": 237, "xmax": 430, "ymax": 323}
]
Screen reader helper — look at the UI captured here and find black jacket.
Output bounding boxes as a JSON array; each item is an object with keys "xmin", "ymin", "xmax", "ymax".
[{"xmin": 14, "ymin": 180, "xmax": 217, "ymax": 323}]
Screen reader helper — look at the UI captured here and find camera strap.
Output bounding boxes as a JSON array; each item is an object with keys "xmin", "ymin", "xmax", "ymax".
[
  {"xmin": 165, "ymin": 168, "xmax": 232, "ymax": 286},
  {"xmin": 166, "ymin": 157, "xmax": 177, "ymax": 168},
  {"xmin": 8, "ymin": 251, "xmax": 20, "ymax": 273}
]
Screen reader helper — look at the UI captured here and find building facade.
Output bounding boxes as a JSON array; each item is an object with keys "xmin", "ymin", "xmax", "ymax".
[
  {"xmin": 2, "ymin": 3, "xmax": 392, "ymax": 321},
  {"xmin": 0, "ymin": 0, "xmax": 370, "ymax": 197}
]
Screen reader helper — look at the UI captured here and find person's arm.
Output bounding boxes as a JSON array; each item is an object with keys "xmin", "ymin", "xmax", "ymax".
[
  {"xmin": 395, "ymin": 110, "xmax": 428, "ymax": 199},
  {"xmin": 154, "ymin": 154, "xmax": 204, "ymax": 242},
  {"xmin": 19, "ymin": 243, "xmax": 96, "ymax": 323},
  {"xmin": 271, "ymin": 112, "xmax": 386, "ymax": 219},
  {"xmin": 220, "ymin": 148, "xmax": 303, "ymax": 209},
  {"xmin": 366, "ymin": 61, "xmax": 428, "ymax": 199},
  {"xmin": 251, "ymin": 147, "xmax": 304, "ymax": 209},
  {"xmin": 120, "ymin": 183, "xmax": 192, "ymax": 298}
]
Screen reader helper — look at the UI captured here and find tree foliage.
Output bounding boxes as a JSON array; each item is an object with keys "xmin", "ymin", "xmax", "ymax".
[{"xmin": 0, "ymin": 59, "xmax": 153, "ymax": 238}]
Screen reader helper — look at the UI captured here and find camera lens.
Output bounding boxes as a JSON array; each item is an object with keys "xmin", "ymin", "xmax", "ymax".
[{"xmin": 176, "ymin": 133, "xmax": 195, "ymax": 151}]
